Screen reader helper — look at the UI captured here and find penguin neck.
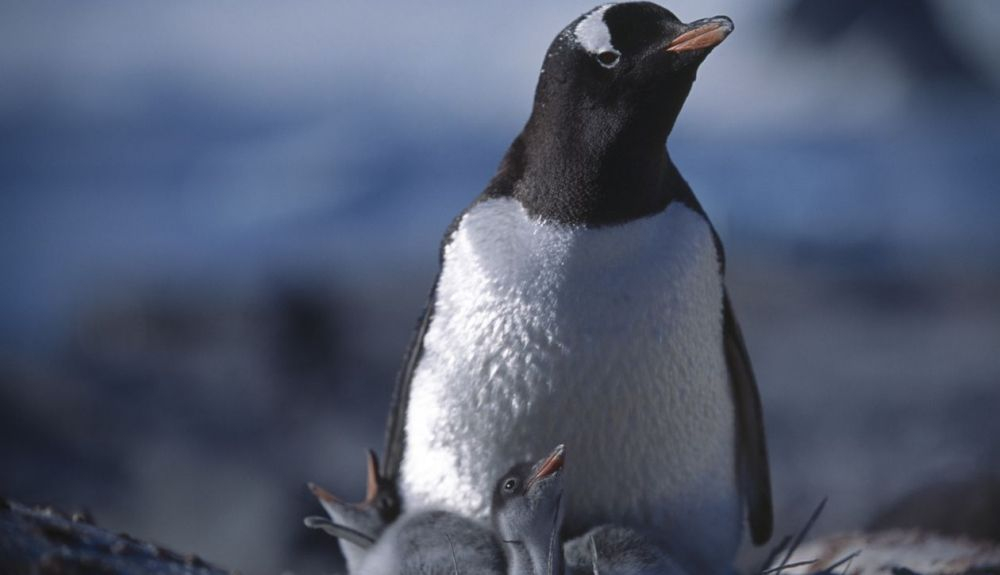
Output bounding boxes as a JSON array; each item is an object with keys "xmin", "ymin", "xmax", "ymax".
[{"xmin": 500, "ymin": 114, "xmax": 685, "ymax": 227}]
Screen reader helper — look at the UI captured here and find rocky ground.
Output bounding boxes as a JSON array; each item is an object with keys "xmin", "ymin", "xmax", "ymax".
[{"xmin": 0, "ymin": 497, "xmax": 231, "ymax": 575}]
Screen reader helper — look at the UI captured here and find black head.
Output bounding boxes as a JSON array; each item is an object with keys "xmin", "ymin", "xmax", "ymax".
[
  {"xmin": 491, "ymin": 445, "xmax": 566, "ymax": 544},
  {"xmin": 492, "ymin": 2, "xmax": 733, "ymax": 226},
  {"xmin": 534, "ymin": 2, "xmax": 733, "ymax": 143}
]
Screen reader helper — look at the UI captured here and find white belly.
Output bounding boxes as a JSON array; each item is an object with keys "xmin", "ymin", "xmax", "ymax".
[{"xmin": 401, "ymin": 197, "xmax": 741, "ymax": 573}]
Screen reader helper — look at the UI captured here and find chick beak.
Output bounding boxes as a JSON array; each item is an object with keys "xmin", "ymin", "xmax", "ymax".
[
  {"xmin": 527, "ymin": 444, "xmax": 565, "ymax": 488},
  {"xmin": 364, "ymin": 449, "xmax": 380, "ymax": 505},
  {"xmin": 308, "ymin": 481, "xmax": 342, "ymax": 504},
  {"xmin": 667, "ymin": 16, "xmax": 734, "ymax": 53}
]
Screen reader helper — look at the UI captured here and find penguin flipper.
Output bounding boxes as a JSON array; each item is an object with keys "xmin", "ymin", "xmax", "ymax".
[
  {"xmin": 382, "ymin": 282, "xmax": 438, "ymax": 484},
  {"xmin": 723, "ymin": 290, "xmax": 773, "ymax": 545}
]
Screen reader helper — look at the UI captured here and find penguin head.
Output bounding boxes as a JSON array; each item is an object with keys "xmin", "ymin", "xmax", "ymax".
[
  {"xmin": 530, "ymin": 2, "xmax": 733, "ymax": 144},
  {"xmin": 307, "ymin": 449, "xmax": 400, "ymax": 542},
  {"xmin": 491, "ymin": 444, "xmax": 565, "ymax": 545}
]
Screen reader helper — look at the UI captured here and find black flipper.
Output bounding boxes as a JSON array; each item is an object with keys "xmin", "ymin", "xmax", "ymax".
[
  {"xmin": 723, "ymin": 290, "xmax": 773, "ymax": 545},
  {"xmin": 382, "ymin": 281, "xmax": 439, "ymax": 484}
]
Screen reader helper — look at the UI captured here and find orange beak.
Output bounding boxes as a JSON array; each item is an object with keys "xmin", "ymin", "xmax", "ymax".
[
  {"xmin": 308, "ymin": 481, "xmax": 341, "ymax": 504},
  {"xmin": 527, "ymin": 444, "xmax": 565, "ymax": 487},
  {"xmin": 667, "ymin": 17, "xmax": 734, "ymax": 53}
]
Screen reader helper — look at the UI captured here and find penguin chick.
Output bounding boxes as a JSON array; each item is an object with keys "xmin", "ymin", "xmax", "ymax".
[
  {"xmin": 493, "ymin": 444, "xmax": 568, "ymax": 575},
  {"xmin": 354, "ymin": 509, "xmax": 504, "ymax": 575},
  {"xmin": 494, "ymin": 444, "xmax": 685, "ymax": 575},
  {"xmin": 306, "ymin": 450, "xmax": 399, "ymax": 573},
  {"xmin": 322, "ymin": 445, "xmax": 568, "ymax": 575}
]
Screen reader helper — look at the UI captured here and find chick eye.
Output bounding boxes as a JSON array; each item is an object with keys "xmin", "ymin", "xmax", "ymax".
[
  {"xmin": 596, "ymin": 50, "xmax": 620, "ymax": 68},
  {"xmin": 503, "ymin": 478, "xmax": 519, "ymax": 493}
]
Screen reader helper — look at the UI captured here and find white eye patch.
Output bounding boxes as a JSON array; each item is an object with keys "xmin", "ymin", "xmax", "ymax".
[{"xmin": 574, "ymin": 4, "xmax": 616, "ymax": 55}]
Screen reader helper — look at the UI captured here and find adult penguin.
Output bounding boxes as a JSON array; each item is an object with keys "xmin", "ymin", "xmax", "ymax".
[{"xmin": 382, "ymin": 4, "xmax": 772, "ymax": 573}]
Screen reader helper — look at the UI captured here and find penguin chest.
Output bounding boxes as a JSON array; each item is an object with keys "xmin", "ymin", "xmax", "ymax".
[{"xmin": 402, "ymin": 197, "xmax": 736, "ymax": 537}]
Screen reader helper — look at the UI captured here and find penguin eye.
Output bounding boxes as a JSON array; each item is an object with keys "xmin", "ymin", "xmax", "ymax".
[
  {"xmin": 596, "ymin": 50, "xmax": 620, "ymax": 68},
  {"xmin": 503, "ymin": 478, "xmax": 519, "ymax": 493}
]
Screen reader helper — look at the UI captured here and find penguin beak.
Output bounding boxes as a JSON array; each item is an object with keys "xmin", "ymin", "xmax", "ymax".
[
  {"xmin": 527, "ymin": 444, "xmax": 565, "ymax": 488},
  {"xmin": 308, "ymin": 481, "xmax": 343, "ymax": 505},
  {"xmin": 364, "ymin": 449, "xmax": 380, "ymax": 505},
  {"xmin": 667, "ymin": 16, "xmax": 734, "ymax": 53},
  {"xmin": 309, "ymin": 481, "xmax": 370, "ymax": 511}
]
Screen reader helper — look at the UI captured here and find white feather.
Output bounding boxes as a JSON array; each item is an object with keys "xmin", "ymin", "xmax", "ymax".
[
  {"xmin": 574, "ymin": 5, "xmax": 616, "ymax": 55},
  {"xmin": 401, "ymin": 197, "xmax": 740, "ymax": 575}
]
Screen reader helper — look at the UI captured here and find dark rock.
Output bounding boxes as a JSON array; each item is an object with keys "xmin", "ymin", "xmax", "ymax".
[{"xmin": 0, "ymin": 497, "xmax": 232, "ymax": 575}]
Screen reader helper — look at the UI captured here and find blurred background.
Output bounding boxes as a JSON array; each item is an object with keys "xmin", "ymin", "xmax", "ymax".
[{"xmin": 1, "ymin": 1, "xmax": 998, "ymax": 573}]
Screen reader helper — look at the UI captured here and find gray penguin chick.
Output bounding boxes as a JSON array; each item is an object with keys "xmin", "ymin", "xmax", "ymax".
[
  {"xmin": 357, "ymin": 444, "xmax": 568, "ymax": 575},
  {"xmin": 492, "ymin": 444, "xmax": 568, "ymax": 575},
  {"xmin": 306, "ymin": 450, "xmax": 399, "ymax": 572},
  {"xmin": 308, "ymin": 444, "xmax": 574, "ymax": 575}
]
